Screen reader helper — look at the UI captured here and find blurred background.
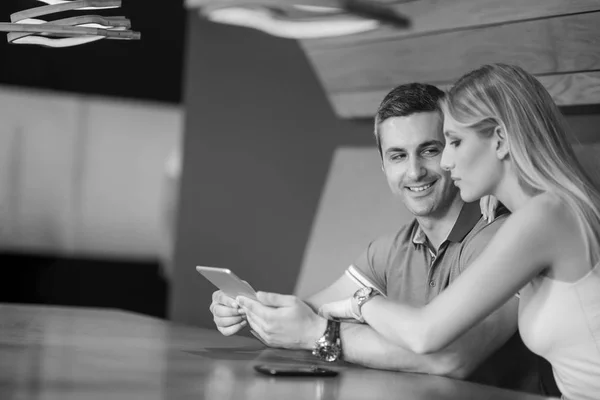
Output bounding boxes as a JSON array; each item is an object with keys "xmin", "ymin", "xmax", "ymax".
[
  {"xmin": 0, "ymin": 0, "xmax": 185, "ymax": 318},
  {"xmin": 1, "ymin": 1, "xmax": 599, "ymax": 328}
]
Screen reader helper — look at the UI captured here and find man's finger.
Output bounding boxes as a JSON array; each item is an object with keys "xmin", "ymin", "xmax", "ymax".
[
  {"xmin": 256, "ymin": 291, "xmax": 296, "ymax": 307},
  {"xmin": 479, "ymin": 197, "xmax": 489, "ymax": 220},
  {"xmin": 218, "ymin": 320, "xmax": 247, "ymax": 336},
  {"xmin": 245, "ymin": 310, "xmax": 267, "ymax": 337},
  {"xmin": 212, "ymin": 303, "xmax": 242, "ymax": 318},
  {"xmin": 318, "ymin": 299, "xmax": 355, "ymax": 320},
  {"xmin": 214, "ymin": 291, "xmax": 239, "ymax": 308},
  {"xmin": 236, "ymin": 296, "xmax": 273, "ymax": 320},
  {"xmin": 480, "ymin": 195, "xmax": 498, "ymax": 223},
  {"xmin": 214, "ymin": 315, "xmax": 245, "ymax": 328}
]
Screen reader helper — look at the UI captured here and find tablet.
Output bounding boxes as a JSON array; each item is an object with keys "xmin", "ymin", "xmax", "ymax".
[{"xmin": 196, "ymin": 266, "xmax": 258, "ymax": 300}]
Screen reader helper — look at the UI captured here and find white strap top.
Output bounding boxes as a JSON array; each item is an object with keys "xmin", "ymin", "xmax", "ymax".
[{"xmin": 518, "ymin": 263, "xmax": 600, "ymax": 400}]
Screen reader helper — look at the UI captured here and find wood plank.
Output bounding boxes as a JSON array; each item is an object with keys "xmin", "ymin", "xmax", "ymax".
[
  {"xmin": 539, "ymin": 72, "xmax": 600, "ymax": 107},
  {"xmin": 301, "ymin": 0, "xmax": 600, "ymax": 51},
  {"xmin": 306, "ymin": 12, "xmax": 600, "ymax": 95},
  {"xmin": 329, "ymin": 71, "xmax": 600, "ymax": 119}
]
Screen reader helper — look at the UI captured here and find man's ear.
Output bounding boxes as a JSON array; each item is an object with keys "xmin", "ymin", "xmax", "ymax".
[{"xmin": 494, "ymin": 126, "xmax": 509, "ymax": 160}]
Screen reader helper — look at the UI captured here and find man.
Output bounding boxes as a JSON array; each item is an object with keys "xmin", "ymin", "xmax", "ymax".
[{"xmin": 209, "ymin": 83, "xmax": 538, "ymax": 392}]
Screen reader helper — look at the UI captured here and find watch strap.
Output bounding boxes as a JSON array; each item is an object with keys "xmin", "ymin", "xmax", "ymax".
[
  {"xmin": 353, "ymin": 286, "xmax": 381, "ymax": 322},
  {"xmin": 312, "ymin": 319, "xmax": 342, "ymax": 362}
]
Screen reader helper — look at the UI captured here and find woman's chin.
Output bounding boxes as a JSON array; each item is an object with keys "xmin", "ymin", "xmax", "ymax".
[{"xmin": 459, "ymin": 189, "xmax": 478, "ymax": 203}]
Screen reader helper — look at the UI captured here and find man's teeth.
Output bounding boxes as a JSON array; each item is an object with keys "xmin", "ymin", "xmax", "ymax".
[{"xmin": 407, "ymin": 182, "xmax": 433, "ymax": 192}]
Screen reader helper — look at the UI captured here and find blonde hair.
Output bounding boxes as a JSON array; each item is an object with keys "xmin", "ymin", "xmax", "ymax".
[{"xmin": 444, "ymin": 63, "xmax": 600, "ymax": 265}]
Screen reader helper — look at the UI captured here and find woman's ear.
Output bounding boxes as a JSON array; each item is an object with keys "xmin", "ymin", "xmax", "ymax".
[{"xmin": 494, "ymin": 125, "xmax": 509, "ymax": 160}]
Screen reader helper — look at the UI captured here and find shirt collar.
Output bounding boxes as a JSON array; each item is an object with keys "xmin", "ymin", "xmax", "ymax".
[
  {"xmin": 447, "ymin": 201, "xmax": 482, "ymax": 242},
  {"xmin": 411, "ymin": 201, "xmax": 481, "ymax": 245},
  {"xmin": 412, "ymin": 223, "xmax": 428, "ymax": 245}
]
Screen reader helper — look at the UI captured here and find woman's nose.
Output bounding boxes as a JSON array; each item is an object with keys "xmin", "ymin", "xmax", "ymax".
[{"xmin": 440, "ymin": 148, "xmax": 454, "ymax": 171}]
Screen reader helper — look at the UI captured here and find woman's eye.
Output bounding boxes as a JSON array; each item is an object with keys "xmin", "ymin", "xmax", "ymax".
[
  {"xmin": 449, "ymin": 140, "xmax": 461, "ymax": 147},
  {"xmin": 390, "ymin": 154, "xmax": 406, "ymax": 161}
]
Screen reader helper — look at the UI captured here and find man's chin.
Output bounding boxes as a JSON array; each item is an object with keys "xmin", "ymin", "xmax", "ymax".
[{"xmin": 404, "ymin": 200, "xmax": 435, "ymax": 217}]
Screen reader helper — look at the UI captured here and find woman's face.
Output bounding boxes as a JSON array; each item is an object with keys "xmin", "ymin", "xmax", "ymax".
[{"xmin": 440, "ymin": 115, "xmax": 502, "ymax": 203}]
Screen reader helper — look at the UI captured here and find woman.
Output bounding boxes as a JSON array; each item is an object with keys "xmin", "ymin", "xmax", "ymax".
[{"xmin": 321, "ymin": 64, "xmax": 600, "ymax": 400}]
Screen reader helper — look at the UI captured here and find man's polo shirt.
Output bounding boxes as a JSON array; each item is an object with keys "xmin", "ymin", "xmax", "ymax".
[
  {"xmin": 347, "ymin": 201, "xmax": 507, "ymax": 306},
  {"xmin": 345, "ymin": 202, "xmax": 544, "ymax": 394}
]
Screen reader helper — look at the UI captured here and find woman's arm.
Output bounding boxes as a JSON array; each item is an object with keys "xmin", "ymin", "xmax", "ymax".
[{"xmin": 361, "ymin": 195, "xmax": 561, "ymax": 354}]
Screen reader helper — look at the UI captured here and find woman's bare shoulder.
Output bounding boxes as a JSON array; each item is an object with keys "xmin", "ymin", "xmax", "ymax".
[
  {"xmin": 510, "ymin": 192, "xmax": 576, "ymax": 238},
  {"xmin": 518, "ymin": 192, "xmax": 566, "ymax": 217}
]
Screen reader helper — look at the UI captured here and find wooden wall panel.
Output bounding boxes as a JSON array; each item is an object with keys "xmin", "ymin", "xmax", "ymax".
[
  {"xmin": 305, "ymin": 12, "xmax": 600, "ymax": 118},
  {"xmin": 307, "ymin": 12, "xmax": 600, "ymax": 93},
  {"xmin": 302, "ymin": 0, "xmax": 600, "ymax": 51},
  {"xmin": 331, "ymin": 71, "xmax": 600, "ymax": 119},
  {"xmin": 185, "ymin": 0, "xmax": 600, "ymax": 118},
  {"xmin": 188, "ymin": 0, "xmax": 600, "ymax": 45},
  {"xmin": 539, "ymin": 72, "xmax": 600, "ymax": 107}
]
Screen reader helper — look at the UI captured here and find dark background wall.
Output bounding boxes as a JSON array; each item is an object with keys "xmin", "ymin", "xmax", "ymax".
[{"xmin": 168, "ymin": 14, "xmax": 373, "ymax": 327}]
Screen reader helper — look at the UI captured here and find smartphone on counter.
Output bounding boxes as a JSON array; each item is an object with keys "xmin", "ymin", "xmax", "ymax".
[
  {"xmin": 195, "ymin": 266, "xmax": 258, "ymax": 300},
  {"xmin": 254, "ymin": 364, "xmax": 339, "ymax": 377}
]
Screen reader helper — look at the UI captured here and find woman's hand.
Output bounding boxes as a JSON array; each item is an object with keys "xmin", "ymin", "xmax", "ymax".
[{"xmin": 318, "ymin": 298, "xmax": 362, "ymax": 322}]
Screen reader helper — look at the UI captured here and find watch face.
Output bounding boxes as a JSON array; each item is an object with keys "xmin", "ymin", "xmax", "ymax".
[
  {"xmin": 314, "ymin": 343, "xmax": 341, "ymax": 362},
  {"xmin": 355, "ymin": 286, "xmax": 372, "ymax": 301}
]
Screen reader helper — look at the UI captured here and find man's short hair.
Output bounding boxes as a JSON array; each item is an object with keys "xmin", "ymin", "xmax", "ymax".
[{"xmin": 374, "ymin": 83, "xmax": 445, "ymax": 156}]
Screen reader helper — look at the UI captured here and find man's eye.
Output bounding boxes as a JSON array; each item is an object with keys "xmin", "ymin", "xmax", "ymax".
[
  {"xmin": 390, "ymin": 153, "xmax": 406, "ymax": 161},
  {"xmin": 422, "ymin": 148, "xmax": 440, "ymax": 157}
]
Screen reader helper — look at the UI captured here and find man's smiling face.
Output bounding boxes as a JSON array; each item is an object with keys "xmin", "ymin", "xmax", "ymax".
[{"xmin": 379, "ymin": 112, "xmax": 459, "ymax": 217}]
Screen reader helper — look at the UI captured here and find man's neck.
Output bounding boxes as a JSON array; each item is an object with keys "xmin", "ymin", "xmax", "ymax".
[{"xmin": 415, "ymin": 195, "xmax": 464, "ymax": 251}]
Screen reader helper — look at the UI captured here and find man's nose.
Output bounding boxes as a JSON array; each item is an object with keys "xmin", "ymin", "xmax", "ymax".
[
  {"xmin": 440, "ymin": 148, "xmax": 454, "ymax": 171},
  {"xmin": 407, "ymin": 158, "xmax": 427, "ymax": 180}
]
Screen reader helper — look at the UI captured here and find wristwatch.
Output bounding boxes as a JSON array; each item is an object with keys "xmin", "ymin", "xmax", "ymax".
[
  {"xmin": 312, "ymin": 319, "xmax": 342, "ymax": 362},
  {"xmin": 351, "ymin": 286, "xmax": 381, "ymax": 323}
]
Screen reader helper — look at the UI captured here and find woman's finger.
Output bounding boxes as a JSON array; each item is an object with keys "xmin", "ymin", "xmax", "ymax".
[{"xmin": 318, "ymin": 298, "xmax": 355, "ymax": 320}]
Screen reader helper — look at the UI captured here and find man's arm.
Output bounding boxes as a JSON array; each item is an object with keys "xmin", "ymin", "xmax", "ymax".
[
  {"xmin": 302, "ymin": 254, "xmax": 518, "ymax": 378},
  {"xmin": 239, "ymin": 271, "xmax": 518, "ymax": 379},
  {"xmin": 304, "ymin": 273, "xmax": 363, "ymax": 311}
]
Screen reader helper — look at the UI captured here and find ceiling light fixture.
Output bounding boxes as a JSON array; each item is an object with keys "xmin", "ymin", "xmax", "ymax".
[
  {"xmin": 191, "ymin": 0, "xmax": 413, "ymax": 39},
  {"xmin": 0, "ymin": 0, "xmax": 141, "ymax": 47}
]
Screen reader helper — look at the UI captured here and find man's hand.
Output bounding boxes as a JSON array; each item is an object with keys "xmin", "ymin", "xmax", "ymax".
[
  {"xmin": 236, "ymin": 292, "xmax": 327, "ymax": 350},
  {"xmin": 480, "ymin": 195, "xmax": 499, "ymax": 223},
  {"xmin": 209, "ymin": 290, "xmax": 247, "ymax": 336}
]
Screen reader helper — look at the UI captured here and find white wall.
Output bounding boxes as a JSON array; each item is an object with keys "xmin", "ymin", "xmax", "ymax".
[
  {"xmin": 0, "ymin": 86, "xmax": 183, "ymax": 260},
  {"xmin": 294, "ymin": 146, "xmax": 414, "ymax": 298}
]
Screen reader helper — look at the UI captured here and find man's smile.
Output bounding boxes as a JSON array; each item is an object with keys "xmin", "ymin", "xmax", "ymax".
[{"xmin": 405, "ymin": 180, "xmax": 436, "ymax": 193}]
